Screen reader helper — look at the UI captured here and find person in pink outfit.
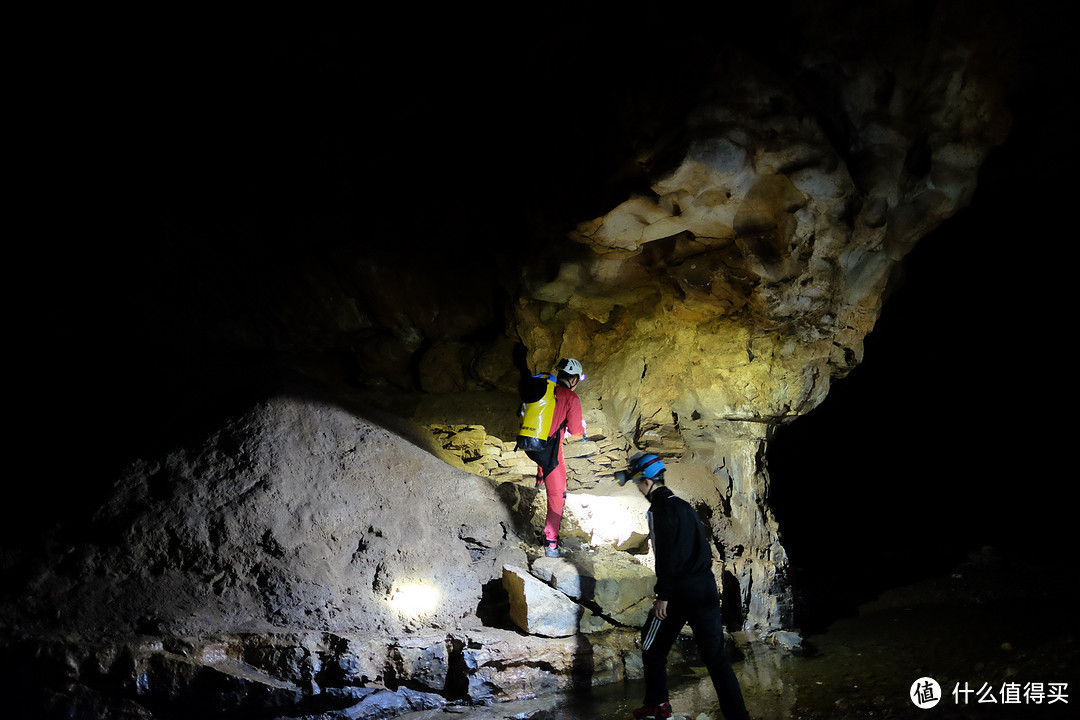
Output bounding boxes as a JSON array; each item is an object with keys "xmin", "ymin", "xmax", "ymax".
[{"xmin": 535, "ymin": 358, "xmax": 585, "ymax": 557}]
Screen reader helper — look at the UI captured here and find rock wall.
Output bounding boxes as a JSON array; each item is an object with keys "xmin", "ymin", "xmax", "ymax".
[{"xmin": 504, "ymin": 0, "xmax": 1012, "ymax": 633}]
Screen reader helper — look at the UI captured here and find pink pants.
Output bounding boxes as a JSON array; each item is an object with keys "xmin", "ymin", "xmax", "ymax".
[{"xmin": 540, "ymin": 461, "xmax": 567, "ymax": 545}]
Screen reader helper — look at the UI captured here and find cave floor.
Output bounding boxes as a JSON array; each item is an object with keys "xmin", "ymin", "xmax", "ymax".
[{"xmin": 403, "ymin": 553, "xmax": 1078, "ymax": 719}]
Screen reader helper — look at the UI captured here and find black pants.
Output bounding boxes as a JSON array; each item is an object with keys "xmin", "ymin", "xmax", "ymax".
[{"xmin": 640, "ymin": 580, "xmax": 750, "ymax": 720}]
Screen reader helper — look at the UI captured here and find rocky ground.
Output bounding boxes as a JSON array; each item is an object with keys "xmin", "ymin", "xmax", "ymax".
[{"xmin": 392, "ymin": 549, "xmax": 1079, "ymax": 719}]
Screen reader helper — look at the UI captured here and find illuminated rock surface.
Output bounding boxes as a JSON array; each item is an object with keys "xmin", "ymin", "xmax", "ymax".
[{"xmin": 502, "ymin": 565, "xmax": 583, "ymax": 637}]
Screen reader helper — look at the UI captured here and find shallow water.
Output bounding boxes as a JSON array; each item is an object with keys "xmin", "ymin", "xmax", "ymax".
[{"xmin": 406, "ymin": 555, "xmax": 1078, "ymax": 719}]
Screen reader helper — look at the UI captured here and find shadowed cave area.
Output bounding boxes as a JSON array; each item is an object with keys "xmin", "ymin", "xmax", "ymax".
[{"xmin": 6, "ymin": 3, "xmax": 1078, "ymax": 719}]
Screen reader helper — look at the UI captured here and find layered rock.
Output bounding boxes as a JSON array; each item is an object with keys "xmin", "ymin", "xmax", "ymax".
[{"xmin": 426, "ymin": 418, "xmax": 790, "ymax": 631}]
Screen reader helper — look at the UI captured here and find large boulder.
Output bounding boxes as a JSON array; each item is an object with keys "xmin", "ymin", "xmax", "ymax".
[
  {"xmin": 4, "ymin": 388, "xmax": 523, "ymax": 641},
  {"xmin": 532, "ymin": 546, "xmax": 657, "ymax": 628},
  {"xmin": 501, "ymin": 565, "xmax": 582, "ymax": 638}
]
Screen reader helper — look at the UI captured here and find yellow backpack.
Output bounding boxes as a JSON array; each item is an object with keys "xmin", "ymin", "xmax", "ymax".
[
  {"xmin": 518, "ymin": 373, "xmax": 556, "ymax": 443},
  {"xmin": 515, "ymin": 373, "xmax": 565, "ymax": 477}
]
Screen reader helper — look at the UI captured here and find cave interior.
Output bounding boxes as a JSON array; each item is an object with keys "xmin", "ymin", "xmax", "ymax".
[{"xmin": 6, "ymin": 3, "xmax": 1078, "ymax": 717}]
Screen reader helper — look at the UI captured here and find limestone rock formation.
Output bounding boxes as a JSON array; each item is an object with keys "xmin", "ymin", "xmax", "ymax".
[{"xmin": 505, "ymin": 0, "xmax": 1012, "ymax": 632}]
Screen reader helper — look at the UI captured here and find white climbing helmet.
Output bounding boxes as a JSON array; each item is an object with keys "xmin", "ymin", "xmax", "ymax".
[{"xmin": 556, "ymin": 358, "xmax": 584, "ymax": 378}]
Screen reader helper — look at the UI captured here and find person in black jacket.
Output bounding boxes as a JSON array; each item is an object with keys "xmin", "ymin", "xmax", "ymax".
[{"xmin": 616, "ymin": 453, "xmax": 751, "ymax": 720}]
